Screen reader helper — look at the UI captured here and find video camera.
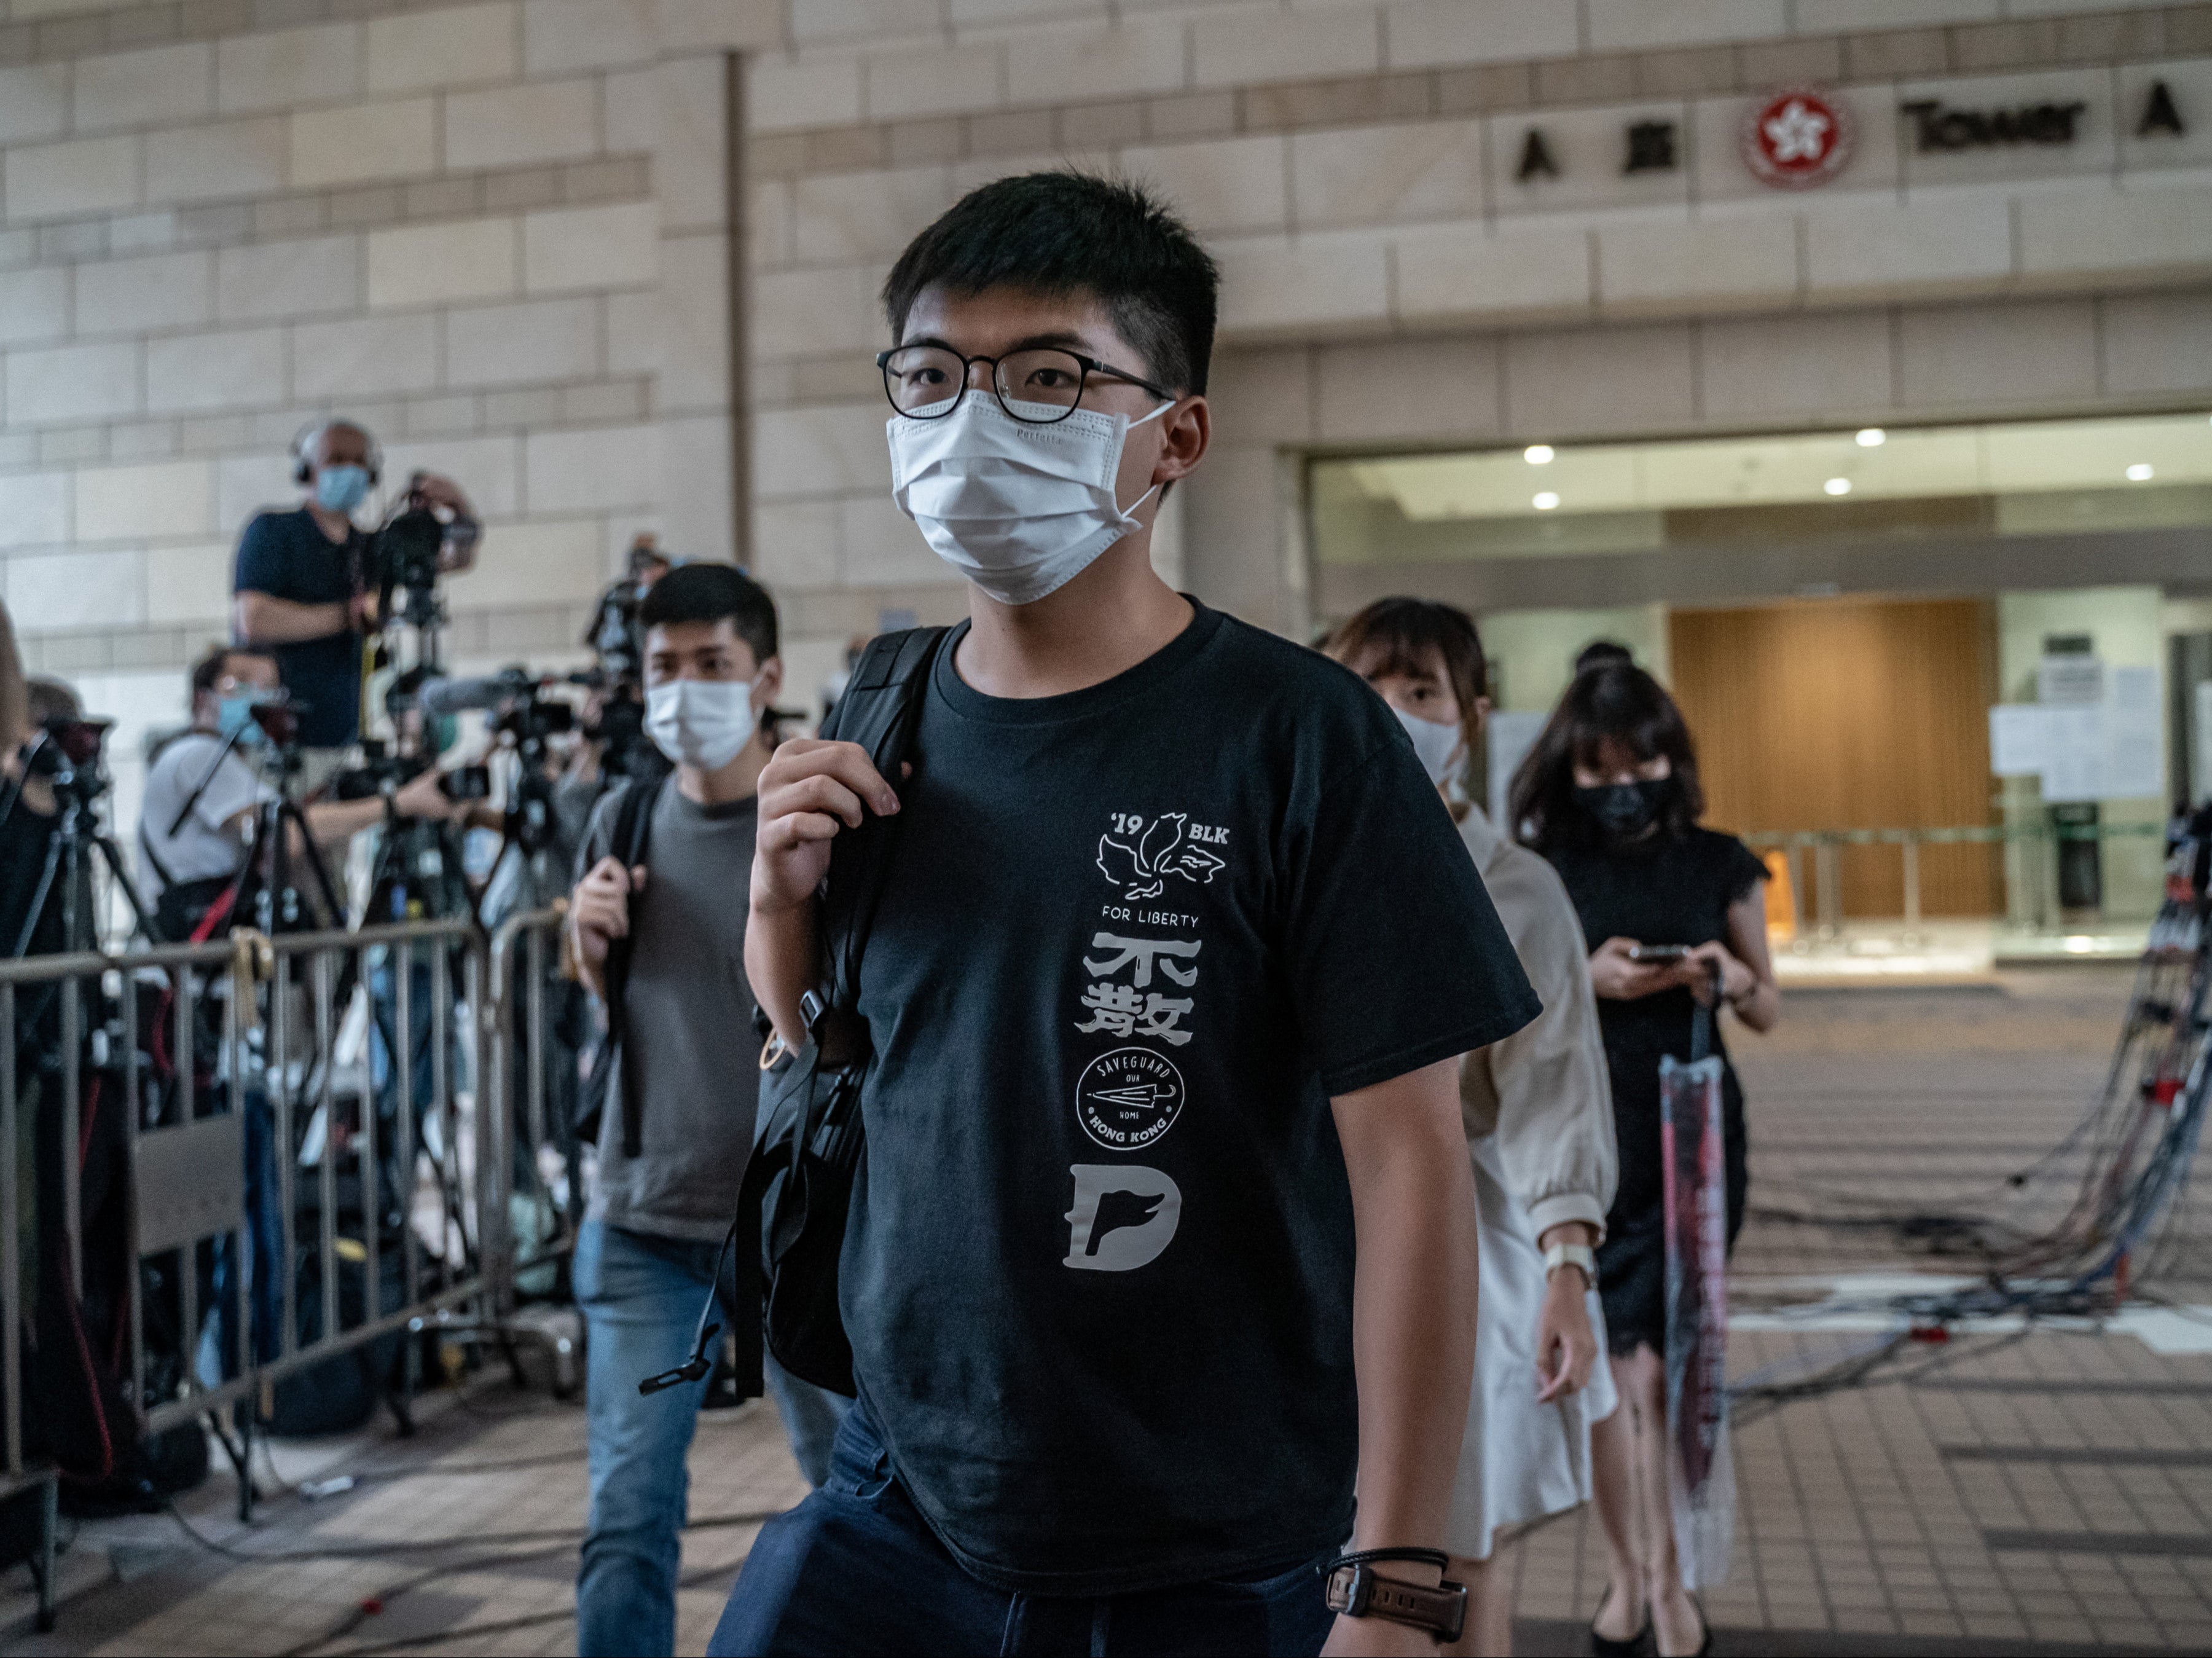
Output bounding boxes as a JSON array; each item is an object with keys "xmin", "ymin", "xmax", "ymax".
[
  {"xmin": 366, "ymin": 472, "xmax": 480, "ymax": 638},
  {"xmin": 0, "ymin": 718, "xmax": 112, "ymax": 830},
  {"xmin": 573, "ymin": 535, "xmax": 670, "ymax": 781},
  {"xmin": 327, "ymin": 742, "xmax": 491, "ymax": 806}
]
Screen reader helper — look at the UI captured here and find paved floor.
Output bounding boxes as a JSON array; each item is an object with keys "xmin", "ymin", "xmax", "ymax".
[{"xmin": 5, "ymin": 964, "xmax": 2210, "ymax": 1656}]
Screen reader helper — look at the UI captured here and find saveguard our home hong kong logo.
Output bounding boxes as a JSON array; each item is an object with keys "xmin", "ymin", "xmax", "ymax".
[{"xmin": 1077, "ymin": 1047, "xmax": 1185, "ymax": 1150}]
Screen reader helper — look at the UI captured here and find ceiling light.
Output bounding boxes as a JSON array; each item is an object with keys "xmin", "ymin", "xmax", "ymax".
[
  {"xmin": 1524, "ymin": 444, "xmax": 1555, "ymax": 465},
  {"xmin": 1855, "ymin": 428, "xmax": 1886, "ymax": 447},
  {"xmin": 1824, "ymin": 477, "xmax": 1852, "ymax": 496},
  {"xmin": 2126, "ymin": 463, "xmax": 2154, "ymax": 482},
  {"xmin": 1532, "ymin": 491, "xmax": 1561, "ymax": 511}
]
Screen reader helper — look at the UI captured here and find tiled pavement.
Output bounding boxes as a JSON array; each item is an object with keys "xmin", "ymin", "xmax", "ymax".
[{"xmin": 5, "ymin": 965, "xmax": 2210, "ymax": 1656}]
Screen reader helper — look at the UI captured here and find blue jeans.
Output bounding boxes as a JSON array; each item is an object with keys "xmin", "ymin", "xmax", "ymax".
[
  {"xmin": 709, "ymin": 1404, "xmax": 1336, "ymax": 1657},
  {"xmin": 575, "ymin": 1219, "xmax": 850, "ymax": 1658}
]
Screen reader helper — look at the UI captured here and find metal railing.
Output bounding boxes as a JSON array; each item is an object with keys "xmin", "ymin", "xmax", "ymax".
[
  {"xmin": 1742, "ymin": 819, "xmax": 2167, "ymax": 938},
  {"xmin": 0, "ymin": 906, "xmax": 574, "ymax": 1626}
]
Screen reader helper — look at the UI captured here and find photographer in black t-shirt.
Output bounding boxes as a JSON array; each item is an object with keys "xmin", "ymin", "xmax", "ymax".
[
  {"xmin": 721, "ymin": 175, "xmax": 1536, "ymax": 1657},
  {"xmin": 230, "ymin": 418, "xmax": 474, "ymax": 774}
]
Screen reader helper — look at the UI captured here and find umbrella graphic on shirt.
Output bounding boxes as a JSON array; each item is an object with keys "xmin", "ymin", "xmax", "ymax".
[{"xmin": 1096, "ymin": 813, "xmax": 1225, "ymax": 901}]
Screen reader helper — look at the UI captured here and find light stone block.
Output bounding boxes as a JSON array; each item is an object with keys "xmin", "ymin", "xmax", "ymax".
[
  {"xmin": 1215, "ymin": 231, "xmax": 1389, "ymax": 339},
  {"xmin": 1697, "ymin": 310, "xmax": 1894, "ymax": 420},
  {"xmin": 75, "ymin": 458, "xmax": 214, "ymax": 541},
  {"xmin": 1896, "ymin": 298, "xmax": 2097, "ymax": 410},
  {"xmin": 747, "ymin": 55, "xmax": 864, "ymax": 133},
  {"xmin": 655, "ymin": 55, "xmax": 729, "ymax": 234},
  {"xmin": 523, "ymin": 201, "xmax": 660, "ymax": 293},
  {"xmin": 656, "ymin": 412, "xmax": 733, "ymax": 559},
  {"xmin": 6, "ymin": 341, "xmax": 139, "ymax": 426},
  {"xmin": 144, "ymin": 116, "xmax": 288, "ymax": 205},
  {"xmin": 1315, "ymin": 336, "xmax": 1502, "ymax": 445},
  {"xmin": 445, "ymin": 296, "xmax": 600, "ymax": 388},
  {"xmin": 0, "ymin": 66, "xmax": 69, "ymax": 145},
  {"xmin": 949, "ymin": 0, "xmax": 1102, "ymax": 22},
  {"xmin": 1290, "ymin": 121, "xmax": 1484, "ymax": 230},
  {"xmin": 2120, "ymin": 61, "xmax": 2212, "ymax": 176},
  {"xmin": 865, "ymin": 42, "xmax": 1003, "ymax": 122},
  {"xmin": 660, "ymin": 230, "xmax": 734, "ymax": 413},
  {"xmin": 72, "ymin": 42, "xmax": 215, "ymax": 133},
  {"xmin": 1204, "ymin": 348, "xmax": 1315, "ymax": 446},
  {"xmin": 1393, "ymin": 221, "xmax": 1593, "ymax": 327},
  {"xmin": 657, "ymin": 0, "xmax": 782, "ymax": 53},
  {"xmin": 606, "ymin": 289, "xmax": 656, "ymax": 376},
  {"xmin": 525, "ymin": 0, "xmax": 654, "ymax": 74},
  {"xmin": 1586, "ymin": 0, "xmax": 1787, "ymax": 49},
  {"xmin": 1596, "ymin": 215, "xmax": 1799, "ymax": 315},
  {"xmin": 291, "ymin": 312, "xmax": 439, "ymax": 399},
  {"xmin": 0, "ymin": 267, "xmax": 68, "ymax": 347},
  {"xmin": 793, "ymin": 0, "xmax": 939, "ymax": 43},
  {"xmin": 289, "ymin": 98, "xmax": 437, "ymax": 188},
  {"xmin": 791, "ymin": 167, "xmax": 957, "ymax": 264},
  {"xmin": 6, "ymin": 549, "xmax": 146, "ymax": 630},
  {"xmin": 144, "ymin": 541, "xmax": 235, "ymax": 625},
  {"xmin": 751, "ymin": 178, "xmax": 792, "ymax": 267},
  {"xmin": 839, "ymin": 492, "xmax": 939, "ymax": 587},
  {"xmin": 1502, "ymin": 323, "xmax": 1696, "ymax": 439},
  {"xmin": 525, "ymin": 423, "xmax": 657, "ymax": 513},
  {"xmin": 1898, "ymin": 70, "xmax": 2114, "ymax": 189},
  {"xmin": 1803, "ymin": 193, "xmax": 2014, "ymax": 304},
  {"xmin": 366, "ymin": 217, "xmax": 519, "ymax": 310},
  {"xmin": 1487, "ymin": 103, "xmax": 1691, "ymax": 218},
  {"xmin": 1121, "ymin": 136, "xmax": 1288, "ymax": 235},
  {"xmin": 216, "ymin": 454, "xmax": 303, "ymax": 537},
  {"xmin": 752, "ymin": 403, "xmax": 890, "ymax": 501},
  {"xmin": 0, "ymin": 472, "xmax": 69, "ymax": 549},
  {"xmin": 380, "ymin": 434, "xmax": 522, "ymax": 515},
  {"xmin": 605, "ymin": 65, "xmax": 656, "ymax": 155},
  {"xmin": 4, "ymin": 135, "xmax": 139, "ymax": 221},
  {"xmin": 752, "ymin": 499, "xmax": 842, "ymax": 591},
  {"xmin": 445, "ymin": 78, "xmax": 601, "ymax": 171},
  {"xmin": 1794, "ymin": 0, "xmax": 1993, "ymax": 22},
  {"xmin": 444, "ymin": 516, "xmax": 602, "ymax": 608},
  {"xmin": 1005, "ymin": 18, "xmax": 1186, "ymax": 101},
  {"xmin": 1384, "ymin": 0, "xmax": 1579, "ymax": 69},
  {"xmin": 146, "ymin": 326, "xmax": 285, "ymax": 415},
  {"xmin": 75, "ymin": 250, "xmax": 214, "ymax": 336},
  {"xmin": 751, "ymin": 264, "xmax": 885, "ymax": 359},
  {"xmin": 1692, "ymin": 85, "xmax": 1901, "ymax": 206},
  {"xmin": 217, "ymin": 235, "xmax": 361, "ymax": 323},
  {"xmin": 218, "ymin": 23, "xmax": 363, "ymax": 116},
  {"xmin": 366, "ymin": 3, "xmax": 520, "ymax": 95},
  {"xmin": 2017, "ymin": 187, "xmax": 2212, "ymax": 289},
  {"xmin": 2101, "ymin": 291, "xmax": 2212, "ymax": 396},
  {"xmin": 1192, "ymin": 5, "xmax": 1378, "ymax": 89}
]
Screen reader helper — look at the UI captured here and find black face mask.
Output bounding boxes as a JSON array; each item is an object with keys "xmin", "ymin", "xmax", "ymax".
[{"xmin": 1575, "ymin": 777, "xmax": 1672, "ymax": 839}]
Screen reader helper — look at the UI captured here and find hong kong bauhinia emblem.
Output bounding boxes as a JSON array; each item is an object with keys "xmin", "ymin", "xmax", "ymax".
[{"xmin": 1741, "ymin": 87, "xmax": 1854, "ymax": 189}]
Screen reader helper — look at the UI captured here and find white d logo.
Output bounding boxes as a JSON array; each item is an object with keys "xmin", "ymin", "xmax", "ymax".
[{"xmin": 1064, "ymin": 1165, "xmax": 1182, "ymax": 1272}]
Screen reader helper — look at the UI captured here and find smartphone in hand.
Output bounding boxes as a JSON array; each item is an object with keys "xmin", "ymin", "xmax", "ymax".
[{"xmin": 1628, "ymin": 943, "xmax": 1690, "ymax": 964}]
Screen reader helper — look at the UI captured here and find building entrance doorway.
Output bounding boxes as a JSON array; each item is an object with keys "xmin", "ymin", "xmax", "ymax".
[{"xmin": 1668, "ymin": 597, "xmax": 2002, "ymax": 919}]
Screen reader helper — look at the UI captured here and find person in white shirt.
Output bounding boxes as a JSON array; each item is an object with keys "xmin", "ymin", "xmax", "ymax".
[{"xmin": 1327, "ymin": 598, "xmax": 1620, "ymax": 1658}]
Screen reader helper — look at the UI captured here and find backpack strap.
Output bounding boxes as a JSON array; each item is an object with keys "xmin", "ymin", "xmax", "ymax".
[{"xmin": 599, "ymin": 773, "xmax": 662, "ymax": 1158}]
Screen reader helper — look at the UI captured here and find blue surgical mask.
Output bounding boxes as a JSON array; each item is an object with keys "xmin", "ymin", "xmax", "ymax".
[
  {"xmin": 315, "ymin": 464, "xmax": 371, "ymax": 514},
  {"xmin": 217, "ymin": 693, "xmax": 265, "ymax": 745}
]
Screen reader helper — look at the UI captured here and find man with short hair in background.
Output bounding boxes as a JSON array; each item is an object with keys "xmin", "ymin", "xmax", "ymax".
[{"xmin": 566, "ymin": 562, "xmax": 849, "ymax": 1658}]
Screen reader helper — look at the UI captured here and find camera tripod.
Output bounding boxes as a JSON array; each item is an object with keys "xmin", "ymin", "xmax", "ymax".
[{"xmin": 7, "ymin": 729, "xmax": 153, "ymax": 961}]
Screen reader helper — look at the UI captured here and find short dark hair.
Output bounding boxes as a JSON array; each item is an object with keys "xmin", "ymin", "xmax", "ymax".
[
  {"xmin": 1510, "ymin": 661, "xmax": 1706, "ymax": 852},
  {"xmin": 638, "ymin": 562, "xmax": 779, "ymax": 668},
  {"xmin": 882, "ymin": 171, "xmax": 1220, "ymax": 395},
  {"xmin": 1321, "ymin": 598, "xmax": 1488, "ymax": 756},
  {"xmin": 190, "ymin": 643, "xmax": 265, "ymax": 703},
  {"xmin": 1574, "ymin": 639, "xmax": 1634, "ymax": 675},
  {"xmin": 25, "ymin": 676, "xmax": 79, "ymax": 726}
]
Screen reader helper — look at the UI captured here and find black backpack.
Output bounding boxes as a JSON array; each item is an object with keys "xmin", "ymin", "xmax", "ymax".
[{"xmin": 577, "ymin": 770, "xmax": 664, "ymax": 1157}]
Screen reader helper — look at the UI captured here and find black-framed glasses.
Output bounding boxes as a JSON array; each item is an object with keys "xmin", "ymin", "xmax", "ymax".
[{"xmin": 876, "ymin": 345, "xmax": 1176, "ymax": 424}]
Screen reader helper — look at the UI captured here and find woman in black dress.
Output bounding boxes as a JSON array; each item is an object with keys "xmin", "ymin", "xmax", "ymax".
[{"xmin": 1509, "ymin": 660, "xmax": 1779, "ymax": 1658}]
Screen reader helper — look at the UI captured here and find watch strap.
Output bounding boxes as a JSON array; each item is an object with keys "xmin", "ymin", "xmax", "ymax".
[
  {"xmin": 1544, "ymin": 1241, "xmax": 1597, "ymax": 1281},
  {"xmin": 1323, "ymin": 1560, "xmax": 1468, "ymax": 1644}
]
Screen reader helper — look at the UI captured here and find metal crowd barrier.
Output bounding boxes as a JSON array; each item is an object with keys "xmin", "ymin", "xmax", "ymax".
[
  {"xmin": 1743, "ymin": 819, "xmax": 2167, "ymax": 937},
  {"xmin": 0, "ymin": 906, "xmax": 572, "ymax": 1625}
]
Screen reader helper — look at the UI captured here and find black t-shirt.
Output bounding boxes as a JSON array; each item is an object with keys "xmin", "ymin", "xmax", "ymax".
[
  {"xmin": 1543, "ymin": 826, "xmax": 1768, "ymax": 1058},
  {"xmin": 232, "ymin": 507, "xmax": 363, "ymax": 748},
  {"xmin": 834, "ymin": 602, "xmax": 1538, "ymax": 1595}
]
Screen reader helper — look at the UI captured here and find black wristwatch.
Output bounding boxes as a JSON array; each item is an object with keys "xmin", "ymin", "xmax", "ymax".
[{"xmin": 1320, "ymin": 1548, "xmax": 1467, "ymax": 1644}]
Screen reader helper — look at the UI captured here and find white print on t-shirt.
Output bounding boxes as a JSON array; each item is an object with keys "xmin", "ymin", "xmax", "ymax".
[
  {"xmin": 1076, "ymin": 933, "xmax": 1200, "ymax": 1045},
  {"xmin": 1096, "ymin": 812, "xmax": 1227, "ymax": 901},
  {"xmin": 1064, "ymin": 1163, "xmax": 1182, "ymax": 1271},
  {"xmin": 1077, "ymin": 1047, "xmax": 1185, "ymax": 1149}
]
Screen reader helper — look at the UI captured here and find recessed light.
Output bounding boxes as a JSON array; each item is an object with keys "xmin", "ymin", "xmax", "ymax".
[
  {"xmin": 1532, "ymin": 491, "xmax": 1561, "ymax": 511},
  {"xmin": 1855, "ymin": 428, "xmax": 1886, "ymax": 447},
  {"xmin": 2126, "ymin": 463, "xmax": 2154, "ymax": 482},
  {"xmin": 1524, "ymin": 444, "xmax": 1556, "ymax": 465},
  {"xmin": 1824, "ymin": 477, "xmax": 1852, "ymax": 496}
]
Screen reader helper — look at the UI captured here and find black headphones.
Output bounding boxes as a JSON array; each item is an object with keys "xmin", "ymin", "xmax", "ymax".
[{"xmin": 291, "ymin": 417, "xmax": 383, "ymax": 486}]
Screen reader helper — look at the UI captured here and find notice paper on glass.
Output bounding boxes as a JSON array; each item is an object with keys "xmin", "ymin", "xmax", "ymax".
[
  {"xmin": 1989, "ymin": 705, "xmax": 2049, "ymax": 777},
  {"xmin": 2100, "ymin": 666, "xmax": 2162, "ymax": 800},
  {"xmin": 1989, "ymin": 670, "xmax": 2164, "ymax": 801}
]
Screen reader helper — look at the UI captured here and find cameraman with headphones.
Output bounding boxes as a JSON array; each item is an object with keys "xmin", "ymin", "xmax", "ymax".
[{"xmin": 231, "ymin": 418, "xmax": 474, "ymax": 787}]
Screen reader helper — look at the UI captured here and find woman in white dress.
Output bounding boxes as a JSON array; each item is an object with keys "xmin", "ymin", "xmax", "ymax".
[{"xmin": 1326, "ymin": 599, "xmax": 1620, "ymax": 1658}]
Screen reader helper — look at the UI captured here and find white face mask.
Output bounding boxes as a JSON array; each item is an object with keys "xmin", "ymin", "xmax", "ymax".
[
  {"xmin": 645, "ymin": 678, "xmax": 756, "ymax": 771},
  {"xmin": 887, "ymin": 393, "xmax": 1172, "ymax": 606},
  {"xmin": 1394, "ymin": 704, "xmax": 1463, "ymax": 788}
]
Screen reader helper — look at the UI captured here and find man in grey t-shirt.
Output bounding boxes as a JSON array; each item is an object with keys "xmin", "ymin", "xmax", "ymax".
[{"xmin": 566, "ymin": 564, "xmax": 846, "ymax": 1658}]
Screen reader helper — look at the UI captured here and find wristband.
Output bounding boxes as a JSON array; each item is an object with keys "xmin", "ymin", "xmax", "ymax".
[
  {"xmin": 1320, "ymin": 1549, "xmax": 1466, "ymax": 1644},
  {"xmin": 1543, "ymin": 1242, "xmax": 1596, "ymax": 1283}
]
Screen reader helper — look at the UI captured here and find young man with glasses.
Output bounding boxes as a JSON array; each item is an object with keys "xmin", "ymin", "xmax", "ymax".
[{"xmin": 716, "ymin": 173, "xmax": 1538, "ymax": 1657}]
